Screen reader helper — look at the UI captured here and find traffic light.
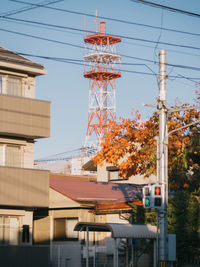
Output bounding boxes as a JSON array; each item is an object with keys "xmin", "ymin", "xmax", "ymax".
[
  {"xmin": 152, "ymin": 184, "xmax": 162, "ymax": 208},
  {"xmin": 144, "ymin": 197, "xmax": 151, "ymax": 208},
  {"xmin": 142, "ymin": 186, "xmax": 152, "ymax": 208},
  {"xmin": 142, "ymin": 184, "xmax": 163, "ymax": 209}
]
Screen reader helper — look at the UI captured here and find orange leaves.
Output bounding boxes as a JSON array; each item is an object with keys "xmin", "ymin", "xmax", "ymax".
[
  {"xmin": 93, "ymin": 112, "xmax": 158, "ymax": 179},
  {"xmin": 93, "ymin": 102, "xmax": 199, "ymax": 188},
  {"xmin": 174, "ymin": 140, "xmax": 182, "ymax": 148}
]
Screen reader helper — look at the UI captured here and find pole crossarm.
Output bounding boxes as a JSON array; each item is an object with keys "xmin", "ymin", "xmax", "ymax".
[
  {"xmin": 167, "ymin": 105, "xmax": 199, "ymax": 113},
  {"xmin": 164, "ymin": 119, "xmax": 200, "ymax": 145}
]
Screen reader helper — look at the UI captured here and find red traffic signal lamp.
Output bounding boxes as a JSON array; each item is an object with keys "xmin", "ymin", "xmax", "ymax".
[
  {"xmin": 153, "ymin": 185, "xmax": 162, "ymax": 208},
  {"xmin": 155, "ymin": 186, "xmax": 161, "ymax": 196}
]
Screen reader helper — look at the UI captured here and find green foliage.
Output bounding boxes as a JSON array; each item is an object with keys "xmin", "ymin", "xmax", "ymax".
[{"xmin": 168, "ymin": 191, "xmax": 200, "ymax": 263}]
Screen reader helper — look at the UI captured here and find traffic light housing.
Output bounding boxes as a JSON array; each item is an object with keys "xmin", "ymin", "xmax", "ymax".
[
  {"xmin": 142, "ymin": 186, "xmax": 152, "ymax": 208},
  {"xmin": 142, "ymin": 184, "xmax": 163, "ymax": 209},
  {"xmin": 152, "ymin": 184, "xmax": 162, "ymax": 208}
]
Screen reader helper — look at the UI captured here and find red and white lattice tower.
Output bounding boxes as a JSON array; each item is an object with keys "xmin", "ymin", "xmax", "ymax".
[{"xmin": 84, "ymin": 18, "xmax": 121, "ymax": 149}]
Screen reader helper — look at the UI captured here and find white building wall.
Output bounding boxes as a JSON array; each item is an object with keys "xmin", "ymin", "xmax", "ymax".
[
  {"xmin": 23, "ymin": 77, "xmax": 35, "ymax": 98},
  {"xmin": 0, "ymin": 145, "xmax": 5, "ymax": 165},
  {"xmin": 71, "ymin": 156, "xmax": 95, "ymax": 175},
  {"xmin": 0, "ymin": 74, "xmax": 35, "ymax": 99},
  {"xmin": 23, "ymin": 142, "xmax": 34, "ymax": 168}
]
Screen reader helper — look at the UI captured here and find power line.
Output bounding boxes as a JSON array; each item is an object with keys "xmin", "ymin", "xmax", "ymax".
[
  {"xmin": 1, "ymin": 16, "xmax": 200, "ymax": 52},
  {"xmin": 154, "ymin": 4, "xmax": 164, "ymax": 57},
  {"xmin": 1, "ymin": 27, "xmax": 200, "ymax": 74},
  {"xmin": 3, "ymin": 16, "xmax": 200, "ymax": 58},
  {"xmin": 0, "ymin": 27, "xmax": 84, "ymax": 50},
  {"xmin": 3, "ymin": 4, "xmax": 200, "ymax": 58},
  {"xmin": 0, "ymin": 0, "xmax": 62, "ymax": 17},
  {"xmin": 0, "ymin": 16, "xmax": 81, "ymax": 36},
  {"xmin": 130, "ymin": 0, "xmax": 200, "ymax": 18},
  {"xmin": 125, "ymin": 41, "xmax": 200, "ymax": 58},
  {"xmin": 10, "ymin": 51, "xmax": 200, "ymax": 80},
  {"xmin": 9, "ymin": 0, "xmax": 200, "ymax": 38}
]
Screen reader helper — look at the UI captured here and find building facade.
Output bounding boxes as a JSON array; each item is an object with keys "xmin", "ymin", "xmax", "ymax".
[{"xmin": 0, "ymin": 46, "xmax": 50, "ymax": 263}]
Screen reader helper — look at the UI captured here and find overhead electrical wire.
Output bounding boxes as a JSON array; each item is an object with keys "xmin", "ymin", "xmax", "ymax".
[
  {"xmin": 3, "ymin": 50, "xmax": 197, "ymax": 81},
  {"xmin": 4, "ymin": 1, "xmax": 200, "ymax": 58},
  {"xmin": 3, "ymin": 17, "xmax": 200, "ymax": 59},
  {"xmin": 1, "ymin": 17, "xmax": 200, "ymax": 52},
  {"xmin": 130, "ymin": 0, "xmax": 200, "ymax": 18},
  {"xmin": 125, "ymin": 41, "xmax": 200, "ymax": 58},
  {"xmin": 154, "ymin": 3, "xmax": 164, "ymax": 58},
  {"xmin": 0, "ymin": 0, "xmax": 62, "ymax": 17},
  {"xmin": 0, "ymin": 27, "xmax": 84, "ymax": 50},
  {"xmin": 9, "ymin": 0, "xmax": 200, "ymax": 38},
  {"xmin": 0, "ymin": 27, "xmax": 200, "ymax": 75},
  {"xmin": 2, "ymin": 1, "xmax": 199, "ymax": 81}
]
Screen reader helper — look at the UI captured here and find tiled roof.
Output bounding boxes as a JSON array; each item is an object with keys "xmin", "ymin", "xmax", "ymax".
[
  {"xmin": 0, "ymin": 46, "xmax": 44, "ymax": 70},
  {"xmin": 50, "ymin": 173, "xmax": 143, "ymax": 209}
]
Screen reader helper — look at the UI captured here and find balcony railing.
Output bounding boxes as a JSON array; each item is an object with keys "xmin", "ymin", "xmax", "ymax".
[
  {"xmin": 0, "ymin": 94, "xmax": 50, "ymax": 139},
  {"xmin": 0, "ymin": 166, "xmax": 49, "ymax": 208}
]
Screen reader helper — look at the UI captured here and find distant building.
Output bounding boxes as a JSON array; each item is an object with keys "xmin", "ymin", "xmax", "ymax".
[
  {"xmin": 34, "ymin": 173, "xmax": 143, "ymax": 266},
  {"xmin": 83, "ymin": 160, "xmax": 157, "ymax": 184}
]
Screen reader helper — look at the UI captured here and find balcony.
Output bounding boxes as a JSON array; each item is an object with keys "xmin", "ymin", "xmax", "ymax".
[
  {"xmin": 0, "ymin": 166, "xmax": 49, "ymax": 208},
  {"xmin": 0, "ymin": 94, "xmax": 50, "ymax": 139}
]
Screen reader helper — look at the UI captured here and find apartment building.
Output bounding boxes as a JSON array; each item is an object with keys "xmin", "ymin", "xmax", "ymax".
[{"xmin": 0, "ymin": 46, "xmax": 50, "ymax": 261}]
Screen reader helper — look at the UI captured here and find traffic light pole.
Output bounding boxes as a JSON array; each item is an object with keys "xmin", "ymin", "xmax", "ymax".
[
  {"xmin": 144, "ymin": 49, "xmax": 199, "ymax": 265},
  {"xmin": 158, "ymin": 49, "xmax": 168, "ymax": 262}
]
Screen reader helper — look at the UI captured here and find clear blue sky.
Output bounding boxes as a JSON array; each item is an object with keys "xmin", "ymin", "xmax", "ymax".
[{"xmin": 0, "ymin": 0, "xmax": 200, "ymax": 159}]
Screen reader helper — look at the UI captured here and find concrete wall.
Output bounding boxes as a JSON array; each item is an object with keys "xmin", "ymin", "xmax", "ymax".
[
  {"xmin": 24, "ymin": 141, "xmax": 34, "ymax": 168},
  {"xmin": 49, "ymin": 188, "xmax": 81, "ymax": 209},
  {"xmin": 23, "ymin": 77, "xmax": 35, "ymax": 98},
  {"xmin": 33, "ymin": 216, "xmax": 50, "ymax": 244},
  {"xmin": 97, "ymin": 162, "xmax": 157, "ymax": 184}
]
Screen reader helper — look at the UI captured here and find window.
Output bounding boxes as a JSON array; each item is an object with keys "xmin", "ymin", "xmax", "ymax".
[
  {"xmin": 106, "ymin": 166, "xmax": 119, "ymax": 181},
  {"xmin": 0, "ymin": 216, "xmax": 19, "ymax": 245},
  {"xmin": 54, "ymin": 218, "xmax": 78, "ymax": 241},
  {"xmin": 6, "ymin": 76, "xmax": 22, "ymax": 96},
  {"xmin": 0, "ymin": 144, "xmax": 23, "ymax": 167},
  {"xmin": 66, "ymin": 218, "xmax": 78, "ymax": 239},
  {"xmin": 5, "ymin": 145, "xmax": 23, "ymax": 168},
  {"xmin": 109, "ymin": 170, "xmax": 119, "ymax": 181}
]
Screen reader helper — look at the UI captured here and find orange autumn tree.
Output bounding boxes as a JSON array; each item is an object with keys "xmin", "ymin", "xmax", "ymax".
[{"xmin": 94, "ymin": 99, "xmax": 200, "ymax": 194}]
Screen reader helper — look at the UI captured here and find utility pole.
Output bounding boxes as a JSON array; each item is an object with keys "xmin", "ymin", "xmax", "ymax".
[
  {"xmin": 158, "ymin": 49, "xmax": 168, "ymax": 262},
  {"xmin": 144, "ymin": 49, "xmax": 199, "ymax": 265}
]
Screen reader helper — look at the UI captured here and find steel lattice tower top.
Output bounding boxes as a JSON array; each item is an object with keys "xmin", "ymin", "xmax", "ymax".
[{"xmin": 84, "ymin": 19, "xmax": 121, "ymax": 149}]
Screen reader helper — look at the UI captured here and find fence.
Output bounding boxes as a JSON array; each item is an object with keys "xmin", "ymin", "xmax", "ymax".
[{"xmin": 0, "ymin": 245, "xmax": 50, "ymax": 267}]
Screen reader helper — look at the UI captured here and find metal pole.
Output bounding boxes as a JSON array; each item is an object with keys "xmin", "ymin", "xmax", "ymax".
[
  {"xmin": 158, "ymin": 49, "xmax": 167, "ymax": 261},
  {"xmin": 58, "ymin": 245, "xmax": 61, "ymax": 267},
  {"xmin": 50, "ymin": 215, "xmax": 53, "ymax": 263},
  {"xmin": 156, "ymin": 211, "xmax": 159, "ymax": 266},
  {"xmin": 86, "ymin": 227, "xmax": 89, "ymax": 267},
  {"xmin": 154, "ymin": 239, "xmax": 157, "ymax": 267},
  {"xmin": 114, "ymin": 238, "xmax": 119, "ymax": 267}
]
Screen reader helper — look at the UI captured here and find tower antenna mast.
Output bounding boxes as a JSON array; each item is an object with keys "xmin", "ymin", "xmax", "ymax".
[{"xmin": 84, "ymin": 16, "xmax": 121, "ymax": 149}]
